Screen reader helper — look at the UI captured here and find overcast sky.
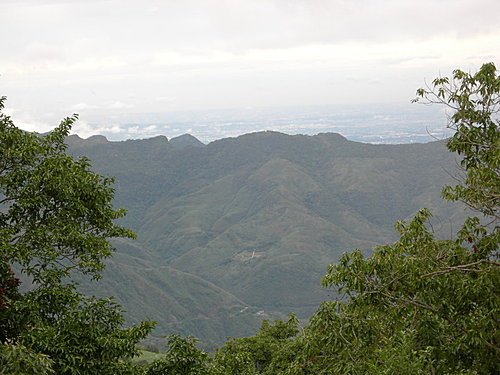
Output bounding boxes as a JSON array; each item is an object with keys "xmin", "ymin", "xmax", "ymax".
[{"xmin": 1, "ymin": 0, "xmax": 499, "ymax": 138}]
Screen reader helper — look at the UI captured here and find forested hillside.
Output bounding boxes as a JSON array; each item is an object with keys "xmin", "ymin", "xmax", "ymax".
[{"xmin": 67, "ymin": 129, "xmax": 467, "ymax": 347}]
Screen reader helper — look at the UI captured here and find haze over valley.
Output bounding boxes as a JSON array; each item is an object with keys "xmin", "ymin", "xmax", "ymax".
[{"xmin": 63, "ymin": 102, "xmax": 450, "ymax": 145}]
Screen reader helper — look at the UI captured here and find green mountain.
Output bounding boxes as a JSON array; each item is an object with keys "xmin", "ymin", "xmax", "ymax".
[{"xmin": 66, "ymin": 131, "xmax": 466, "ymax": 347}]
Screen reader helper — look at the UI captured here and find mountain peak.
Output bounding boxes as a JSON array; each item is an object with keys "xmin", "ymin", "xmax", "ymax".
[
  {"xmin": 86, "ymin": 135, "xmax": 109, "ymax": 144},
  {"xmin": 170, "ymin": 134, "xmax": 205, "ymax": 148},
  {"xmin": 65, "ymin": 134, "xmax": 109, "ymax": 148}
]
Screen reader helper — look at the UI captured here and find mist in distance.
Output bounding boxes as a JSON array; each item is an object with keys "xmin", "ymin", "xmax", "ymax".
[
  {"xmin": 69, "ymin": 102, "xmax": 450, "ymax": 145},
  {"xmin": 1, "ymin": 0, "xmax": 498, "ymax": 142}
]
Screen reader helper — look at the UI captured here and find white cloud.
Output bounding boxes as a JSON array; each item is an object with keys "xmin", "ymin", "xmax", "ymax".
[
  {"xmin": 7, "ymin": 112, "xmax": 53, "ymax": 134},
  {"xmin": 70, "ymin": 102, "xmax": 99, "ymax": 111},
  {"xmin": 71, "ymin": 121, "xmax": 125, "ymax": 139},
  {"xmin": 108, "ymin": 101, "xmax": 135, "ymax": 110},
  {"xmin": 155, "ymin": 96, "xmax": 175, "ymax": 103}
]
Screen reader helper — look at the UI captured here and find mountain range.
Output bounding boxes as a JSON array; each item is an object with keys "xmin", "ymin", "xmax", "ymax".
[{"xmin": 66, "ymin": 131, "xmax": 466, "ymax": 349}]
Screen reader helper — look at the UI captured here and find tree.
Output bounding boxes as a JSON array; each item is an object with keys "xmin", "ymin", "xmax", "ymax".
[
  {"xmin": 212, "ymin": 314, "xmax": 299, "ymax": 374},
  {"xmin": 146, "ymin": 335, "xmax": 211, "ymax": 375},
  {"xmin": 300, "ymin": 208, "xmax": 499, "ymax": 374},
  {"xmin": 0, "ymin": 96, "xmax": 154, "ymax": 374},
  {"xmin": 0, "ymin": 98, "xmax": 134, "ymax": 285},
  {"xmin": 414, "ymin": 62, "xmax": 499, "ymax": 220}
]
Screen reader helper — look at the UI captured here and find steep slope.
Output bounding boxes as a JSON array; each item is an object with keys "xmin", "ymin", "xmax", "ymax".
[{"xmin": 75, "ymin": 239, "xmax": 268, "ymax": 350}]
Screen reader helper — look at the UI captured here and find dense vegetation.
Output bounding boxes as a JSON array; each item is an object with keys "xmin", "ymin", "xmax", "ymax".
[{"xmin": 1, "ymin": 63, "xmax": 498, "ymax": 373}]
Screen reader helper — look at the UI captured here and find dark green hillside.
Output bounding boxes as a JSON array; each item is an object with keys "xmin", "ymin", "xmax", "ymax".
[
  {"xmin": 67, "ymin": 131, "xmax": 466, "ymax": 345},
  {"xmin": 75, "ymin": 239, "xmax": 266, "ymax": 350},
  {"xmin": 67, "ymin": 134, "xmax": 206, "ymax": 229}
]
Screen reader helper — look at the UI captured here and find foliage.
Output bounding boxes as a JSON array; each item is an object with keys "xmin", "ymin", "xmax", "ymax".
[
  {"xmin": 291, "ymin": 209, "xmax": 498, "ymax": 374},
  {"xmin": 0, "ymin": 98, "xmax": 135, "ymax": 285},
  {"xmin": 0, "ymin": 96, "xmax": 154, "ymax": 374},
  {"xmin": 212, "ymin": 314, "xmax": 299, "ymax": 374},
  {"xmin": 0, "ymin": 261, "xmax": 20, "ymax": 343},
  {"xmin": 146, "ymin": 335, "xmax": 211, "ymax": 375},
  {"xmin": 19, "ymin": 289, "xmax": 154, "ymax": 375},
  {"xmin": 0, "ymin": 344, "xmax": 54, "ymax": 375}
]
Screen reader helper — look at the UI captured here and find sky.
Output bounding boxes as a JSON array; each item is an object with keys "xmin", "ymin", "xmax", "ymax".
[{"xmin": 1, "ymin": 0, "xmax": 499, "ymax": 140}]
